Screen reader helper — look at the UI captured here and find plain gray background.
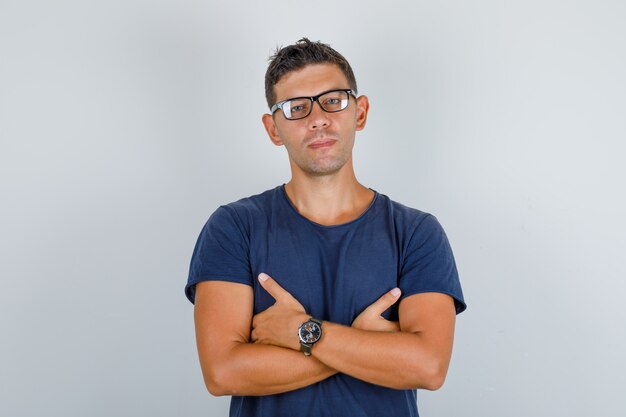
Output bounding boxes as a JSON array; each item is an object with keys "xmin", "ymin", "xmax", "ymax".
[{"xmin": 1, "ymin": 0, "xmax": 625, "ymax": 416}]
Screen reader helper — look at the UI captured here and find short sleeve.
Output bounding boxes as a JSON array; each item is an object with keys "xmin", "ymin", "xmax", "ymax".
[
  {"xmin": 399, "ymin": 214, "xmax": 466, "ymax": 314},
  {"xmin": 184, "ymin": 206, "xmax": 252, "ymax": 304}
]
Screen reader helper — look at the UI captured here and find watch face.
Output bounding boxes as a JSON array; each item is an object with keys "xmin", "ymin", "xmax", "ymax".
[{"xmin": 299, "ymin": 321, "xmax": 322, "ymax": 344}]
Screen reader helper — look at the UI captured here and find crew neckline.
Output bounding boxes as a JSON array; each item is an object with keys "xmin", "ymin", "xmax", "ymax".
[{"xmin": 278, "ymin": 184, "xmax": 379, "ymax": 229}]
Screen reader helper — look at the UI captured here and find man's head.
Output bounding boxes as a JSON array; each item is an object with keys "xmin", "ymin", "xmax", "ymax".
[
  {"xmin": 261, "ymin": 39, "xmax": 369, "ymax": 179},
  {"xmin": 265, "ymin": 38, "xmax": 358, "ymax": 109}
]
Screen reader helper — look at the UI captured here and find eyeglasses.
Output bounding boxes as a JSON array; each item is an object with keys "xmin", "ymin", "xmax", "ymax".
[{"xmin": 270, "ymin": 89, "xmax": 356, "ymax": 120}]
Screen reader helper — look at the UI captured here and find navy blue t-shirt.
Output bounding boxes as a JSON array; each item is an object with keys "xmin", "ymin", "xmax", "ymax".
[{"xmin": 186, "ymin": 185, "xmax": 466, "ymax": 417}]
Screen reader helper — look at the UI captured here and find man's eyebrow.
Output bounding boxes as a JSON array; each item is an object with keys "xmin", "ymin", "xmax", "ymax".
[{"xmin": 278, "ymin": 87, "xmax": 350, "ymax": 101}]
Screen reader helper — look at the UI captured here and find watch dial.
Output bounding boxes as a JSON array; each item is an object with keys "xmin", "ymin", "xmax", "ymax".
[{"xmin": 299, "ymin": 322, "xmax": 321, "ymax": 343}]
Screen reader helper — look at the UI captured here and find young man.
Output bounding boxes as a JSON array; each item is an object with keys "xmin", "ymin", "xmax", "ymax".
[{"xmin": 185, "ymin": 38, "xmax": 466, "ymax": 417}]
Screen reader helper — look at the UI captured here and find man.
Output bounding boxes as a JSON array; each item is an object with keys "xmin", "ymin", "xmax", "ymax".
[{"xmin": 185, "ymin": 38, "xmax": 466, "ymax": 417}]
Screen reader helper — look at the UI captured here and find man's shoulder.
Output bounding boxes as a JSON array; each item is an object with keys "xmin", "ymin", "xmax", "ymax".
[
  {"xmin": 209, "ymin": 185, "xmax": 283, "ymax": 225},
  {"xmin": 222, "ymin": 186, "xmax": 281, "ymax": 211},
  {"xmin": 375, "ymin": 191, "xmax": 433, "ymax": 228}
]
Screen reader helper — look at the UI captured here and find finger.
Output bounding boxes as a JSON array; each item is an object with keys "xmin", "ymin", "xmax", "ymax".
[
  {"xmin": 386, "ymin": 320, "xmax": 401, "ymax": 332},
  {"xmin": 364, "ymin": 288, "xmax": 402, "ymax": 316},
  {"xmin": 258, "ymin": 273, "xmax": 296, "ymax": 303}
]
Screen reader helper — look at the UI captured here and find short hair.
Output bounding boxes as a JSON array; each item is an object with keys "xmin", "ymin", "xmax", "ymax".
[{"xmin": 264, "ymin": 37, "xmax": 358, "ymax": 108}]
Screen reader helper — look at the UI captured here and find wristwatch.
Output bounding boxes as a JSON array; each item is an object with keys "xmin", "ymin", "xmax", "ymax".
[{"xmin": 298, "ymin": 317, "xmax": 323, "ymax": 356}]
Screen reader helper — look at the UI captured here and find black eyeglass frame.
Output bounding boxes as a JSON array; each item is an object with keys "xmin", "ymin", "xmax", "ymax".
[{"xmin": 270, "ymin": 88, "xmax": 357, "ymax": 120}]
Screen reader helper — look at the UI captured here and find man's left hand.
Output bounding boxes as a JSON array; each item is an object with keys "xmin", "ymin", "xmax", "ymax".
[{"xmin": 251, "ymin": 273, "xmax": 309, "ymax": 351}]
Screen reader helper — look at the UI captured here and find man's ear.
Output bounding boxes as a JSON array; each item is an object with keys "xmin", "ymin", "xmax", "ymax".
[
  {"xmin": 262, "ymin": 113, "xmax": 284, "ymax": 146},
  {"xmin": 355, "ymin": 95, "xmax": 370, "ymax": 131}
]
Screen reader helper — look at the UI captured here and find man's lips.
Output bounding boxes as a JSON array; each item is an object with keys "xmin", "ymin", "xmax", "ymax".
[{"xmin": 307, "ymin": 138, "xmax": 337, "ymax": 149}]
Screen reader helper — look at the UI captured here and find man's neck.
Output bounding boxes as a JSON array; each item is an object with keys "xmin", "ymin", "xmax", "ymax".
[{"xmin": 284, "ymin": 164, "xmax": 375, "ymax": 226}]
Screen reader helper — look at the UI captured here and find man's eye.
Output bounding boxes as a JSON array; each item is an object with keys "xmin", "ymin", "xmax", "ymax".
[
  {"xmin": 291, "ymin": 105, "xmax": 305, "ymax": 113},
  {"xmin": 324, "ymin": 98, "xmax": 341, "ymax": 105}
]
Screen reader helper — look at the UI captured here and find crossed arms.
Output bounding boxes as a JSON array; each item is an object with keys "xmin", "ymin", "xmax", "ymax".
[{"xmin": 194, "ymin": 273, "xmax": 456, "ymax": 396}]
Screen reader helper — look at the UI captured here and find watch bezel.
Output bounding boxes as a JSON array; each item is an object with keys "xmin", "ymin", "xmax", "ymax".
[{"xmin": 298, "ymin": 319, "xmax": 322, "ymax": 344}]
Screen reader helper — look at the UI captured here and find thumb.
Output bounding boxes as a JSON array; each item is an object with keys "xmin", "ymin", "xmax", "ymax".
[{"xmin": 364, "ymin": 288, "xmax": 402, "ymax": 316}]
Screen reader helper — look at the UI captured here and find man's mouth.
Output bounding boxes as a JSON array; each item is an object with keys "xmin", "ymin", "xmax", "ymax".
[{"xmin": 307, "ymin": 138, "xmax": 337, "ymax": 149}]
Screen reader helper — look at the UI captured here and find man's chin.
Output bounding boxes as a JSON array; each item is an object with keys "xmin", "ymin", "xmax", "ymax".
[
  {"xmin": 300, "ymin": 161, "xmax": 347, "ymax": 177},
  {"xmin": 289, "ymin": 153, "xmax": 352, "ymax": 178}
]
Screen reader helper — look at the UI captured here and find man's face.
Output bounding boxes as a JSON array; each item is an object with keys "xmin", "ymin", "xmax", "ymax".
[{"xmin": 262, "ymin": 64, "xmax": 369, "ymax": 177}]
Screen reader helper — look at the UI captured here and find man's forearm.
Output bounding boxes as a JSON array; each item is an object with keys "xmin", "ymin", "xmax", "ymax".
[
  {"xmin": 206, "ymin": 342, "xmax": 337, "ymax": 396},
  {"xmin": 251, "ymin": 275, "xmax": 455, "ymax": 390},
  {"xmin": 310, "ymin": 322, "xmax": 451, "ymax": 390}
]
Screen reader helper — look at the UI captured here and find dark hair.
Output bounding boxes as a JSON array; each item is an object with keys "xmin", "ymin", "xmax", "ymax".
[{"xmin": 264, "ymin": 38, "xmax": 358, "ymax": 108}]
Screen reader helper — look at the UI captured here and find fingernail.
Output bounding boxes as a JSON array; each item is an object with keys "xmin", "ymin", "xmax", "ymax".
[
  {"xmin": 259, "ymin": 273, "xmax": 269, "ymax": 282},
  {"xmin": 390, "ymin": 288, "xmax": 401, "ymax": 297}
]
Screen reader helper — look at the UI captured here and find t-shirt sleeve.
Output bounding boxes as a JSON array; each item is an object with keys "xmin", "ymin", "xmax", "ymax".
[
  {"xmin": 399, "ymin": 214, "xmax": 466, "ymax": 314},
  {"xmin": 184, "ymin": 206, "xmax": 252, "ymax": 304}
]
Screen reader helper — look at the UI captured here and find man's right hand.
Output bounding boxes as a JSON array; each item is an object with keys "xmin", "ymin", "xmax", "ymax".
[{"xmin": 351, "ymin": 288, "xmax": 402, "ymax": 332}]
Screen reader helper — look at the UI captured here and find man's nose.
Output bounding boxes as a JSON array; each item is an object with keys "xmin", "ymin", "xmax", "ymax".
[{"xmin": 308, "ymin": 101, "xmax": 330, "ymax": 128}]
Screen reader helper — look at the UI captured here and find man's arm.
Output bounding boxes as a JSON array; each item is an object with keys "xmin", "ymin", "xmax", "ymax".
[
  {"xmin": 252, "ymin": 274, "xmax": 457, "ymax": 391},
  {"xmin": 194, "ymin": 280, "xmax": 337, "ymax": 396},
  {"xmin": 311, "ymin": 292, "xmax": 456, "ymax": 390}
]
